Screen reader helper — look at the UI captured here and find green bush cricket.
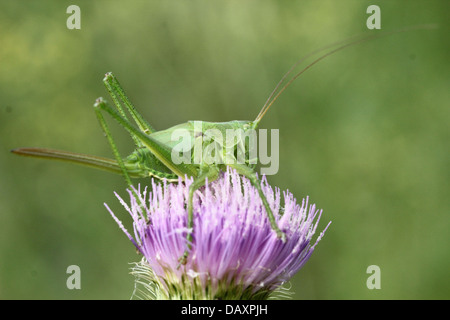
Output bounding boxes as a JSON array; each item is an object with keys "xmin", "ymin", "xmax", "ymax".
[{"xmin": 12, "ymin": 27, "xmax": 433, "ymax": 264}]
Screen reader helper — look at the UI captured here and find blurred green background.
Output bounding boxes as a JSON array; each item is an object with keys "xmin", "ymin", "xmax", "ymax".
[{"xmin": 0, "ymin": 1, "xmax": 448, "ymax": 299}]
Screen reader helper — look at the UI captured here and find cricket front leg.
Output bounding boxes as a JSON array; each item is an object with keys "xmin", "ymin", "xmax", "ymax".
[
  {"xmin": 178, "ymin": 167, "xmax": 220, "ymax": 266},
  {"xmin": 228, "ymin": 164, "xmax": 286, "ymax": 242}
]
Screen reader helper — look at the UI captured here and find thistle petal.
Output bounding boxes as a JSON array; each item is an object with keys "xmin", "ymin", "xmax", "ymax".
[{"xmin": 107, "ymin": 168, "xmax": 330, "ymax": 300}]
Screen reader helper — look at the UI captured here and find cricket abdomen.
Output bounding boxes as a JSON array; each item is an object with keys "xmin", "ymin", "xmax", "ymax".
[{"xmin": 125, "ymin": 147, "xmax": 179, "ymax": 181}]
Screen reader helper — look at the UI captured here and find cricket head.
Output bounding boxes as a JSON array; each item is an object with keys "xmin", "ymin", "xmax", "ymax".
[{"xmin": 247, "ymin": 120, "xmax": 259, "ymax": 131}]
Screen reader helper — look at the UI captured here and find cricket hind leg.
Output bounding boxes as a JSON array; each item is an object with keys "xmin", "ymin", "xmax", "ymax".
[
  {"xmin": 228, "ymin": 164, "xmax": 286, "ymax": 242},
  {"xmin": 178, "ymin": 167, "xmax": 220, "ymax": 267},
  {"xmin": 93, "ymin": 98, "xmax": 154, "ymax": 218},
  {"xmin": 93, "ymin": 73, "xmax": 150, "ymax": 187},
  {"xmin": 93, "ymin": 98, "xmax": 134, "ymax": 189},
  {"xmin": 103, "ymin": 72, "xmax": 155, "ymax": 143},
  {"xmin": 96, "ymin": 97, "xmax": 196, "ymax": 178}
]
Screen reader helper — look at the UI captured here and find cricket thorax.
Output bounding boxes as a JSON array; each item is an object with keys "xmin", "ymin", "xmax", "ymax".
[{"xmin": 175, "ymin": 120, "xmax": 259, "ymax": 168}]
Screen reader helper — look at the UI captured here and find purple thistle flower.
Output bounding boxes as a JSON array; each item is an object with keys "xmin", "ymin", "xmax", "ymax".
[{"xmin": 105, "ymin": 168, "xmax": 331, "ymax": 300}]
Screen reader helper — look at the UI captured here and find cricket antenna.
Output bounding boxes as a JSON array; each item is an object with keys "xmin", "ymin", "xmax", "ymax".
[{"xmin": 254, "ymin": 24, "xmax": 437, "ymax": 125}]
